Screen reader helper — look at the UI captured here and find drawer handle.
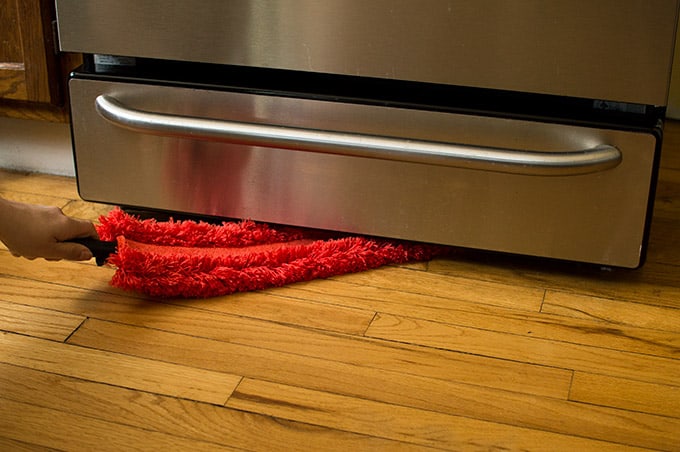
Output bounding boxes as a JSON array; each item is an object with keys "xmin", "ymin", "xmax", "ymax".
[{"xmin": 95, "ymin": 95, "xmax": 621, "ymax": 176}]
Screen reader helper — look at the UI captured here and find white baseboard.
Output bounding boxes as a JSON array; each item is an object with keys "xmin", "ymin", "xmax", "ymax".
[{"xmin": 0, "ymin": 117, "xmax": 75, "ymax": 177}]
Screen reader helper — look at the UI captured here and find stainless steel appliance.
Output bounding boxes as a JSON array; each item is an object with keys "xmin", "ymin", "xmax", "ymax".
[{"xmin": 56, "ymin": 0, "xmax": 679, "ymax": 268}]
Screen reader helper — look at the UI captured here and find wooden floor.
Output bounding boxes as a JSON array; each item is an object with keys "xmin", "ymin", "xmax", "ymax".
[{"xmin": 1, "ymin": 122, "xmax": 680, "ymax": 451}]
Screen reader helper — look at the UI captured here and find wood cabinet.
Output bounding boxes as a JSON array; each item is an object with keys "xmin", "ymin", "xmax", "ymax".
[{"xmin": 0, "ymin": 0, "xmax": 80, "ymax": 122}]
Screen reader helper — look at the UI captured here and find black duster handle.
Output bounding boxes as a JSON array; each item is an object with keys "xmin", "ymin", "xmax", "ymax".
[{"xmin": 67, "ymin": 237, "xmax": 117, "ymax": 266}]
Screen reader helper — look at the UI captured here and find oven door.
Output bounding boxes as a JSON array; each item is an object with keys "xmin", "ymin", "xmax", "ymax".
[
  {"xmin": 56, "ymin": 0, "xmax": 678, "ymax": 106},
  {"xmin": 69, "ymin": 77, "xmax": 658, "ymax": 268}
]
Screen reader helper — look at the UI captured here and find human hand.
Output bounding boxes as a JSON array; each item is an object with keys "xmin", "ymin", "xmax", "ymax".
[{"xmin": 0, "ymin": 199, "xmax": 98, "ymax": 261}]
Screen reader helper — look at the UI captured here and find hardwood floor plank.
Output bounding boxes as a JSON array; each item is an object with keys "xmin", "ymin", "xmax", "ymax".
[
  {"xmin": 654, "ymin": 168, "xmax": 680, "ymax": 219},
  {"xmin": 660, "ymin": 121, "xmax": 680, "ymax": 170},
  {"xmin": 0, "ymin": 299, "xmax": 84, "ymax": 341},
  {"xmin": 61, "ymin": 198, "xmax": 114, "ymax": 221},
  {"xmin": 646, "ymin": 216, "xmax": 680, "ymax": 266},
  {"xmin": 626, "ymin": 260, "xmax": 680, "ymax": 295},
  {"xmin": 331, "ymin": 266, "xmax": 546, "ymax": 312},
  {"xmin": 67, "ymin": 318, "xmax": 680, "ymax": 450},
  {"xmin": 570, "ymin": 373, "xmax": 680, "ymax": 418},
  {"xmin": 1, "ymin": 265, "xmax": 571, "ymax": 401},
  {"xmin": 366, "ymin": 313, "xmax": 680, "ymax": 386},
  {"xmin": 277, "ymin": 284, "xmax": 680, "ymax": 359},
  {"xmin": 428, "ymin": 256, "xmax": 680, "ymax": 309},
  {"xmin": 0, "ymin": 363, "xmax": 426, "ymax": 452},
  {"xmin": 63, "ymin": 305, "xmax": 572, "ymax": 399},
  {"xmin": 227, "ymin": 378, "xmax": 653, "ymax": 452},
  {"xmin": 0, "ymin": 249, "xmax": 125, "ymax": 295},
  {"xmin": 66, "ymin": 317, "xmax": 528, "ymax": 407},
  {"xmin": 0, "ymin": 332, "xmax": 240, "ymax": 405},
  {"xmin": 543, "ymin": 290, "xmax": 680, "ymax": 333},
  {"xmin": 0, "ymin": 436, "xmax": 66, "ymax": 452},
  {"xmin": 275, "ymin": 278, "xmax": 544, "ymax": 322},
  {"xmin": 0, "ymin": 171, "xmax": 80, "ymax": 200},
  {"xmin": 658, "ymin": 164, "xmax": 680, "ymax": 183},
  {"xmin": 0, "ymin": 397, "xmax": 241, "ymax": 452},
  {"xmin": 0, "ymin": 274, "xmax": 377, "ymax": 336},
  {"xmin": 173, "ymin": 291, "xmax": 377, "ymax": 335},
  {"xmin": 0, "ymin": 189, "xmax": 71, "ymax": 209},
  {"xmin": 0, "ymin": 274, "xmax": 144, "ymax": 310}
]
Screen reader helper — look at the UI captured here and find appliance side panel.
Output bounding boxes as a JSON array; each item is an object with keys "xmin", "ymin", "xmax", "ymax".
[
  {"xmin": 69, "ymin": 79, "xmax": 658, "ymax": 268},
  {"xmin": 56, "ymin": 0, "xmax": 679, "ymax": 106}
]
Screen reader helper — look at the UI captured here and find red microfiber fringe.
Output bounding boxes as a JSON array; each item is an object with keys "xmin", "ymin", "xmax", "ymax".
[{"xmin": 96, "ymin": 208, "xmax": 448, "ymax": 298}]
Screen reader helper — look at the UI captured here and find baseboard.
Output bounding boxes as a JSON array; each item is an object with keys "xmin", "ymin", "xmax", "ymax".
[{"xmin": 0, "ymin": 117, "xmax": 75, "ymax": 177}]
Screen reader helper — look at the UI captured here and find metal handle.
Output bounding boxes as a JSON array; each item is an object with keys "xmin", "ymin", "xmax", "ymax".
[{"xmin": 95, "ymin": 94, "xmax": 621, "ymax": 176}]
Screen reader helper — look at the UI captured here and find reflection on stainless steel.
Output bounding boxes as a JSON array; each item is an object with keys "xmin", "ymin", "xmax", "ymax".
[
  {"xmin": 56, "ymin": 0, "xmax": 678, "ymax": 105},
  {"xmin": 70, "ymin": 80, "xmax": 657, "ymax": 268},
  {"xmin": 95, "ymin": 95, "xmax": 622, "ymax": 176},
  {"xmin": 59, "ymin": 0, "xmax": 677, "ymax": 267}
]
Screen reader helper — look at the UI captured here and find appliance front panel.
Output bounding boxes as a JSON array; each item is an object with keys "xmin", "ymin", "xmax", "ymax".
[
  {"xmin": 70, "ymin": 79, "xmax": 658, "ymax": 268},
  {"xmin": 56, "ymin": 0, "xmax": 678, "ymax": 106}
]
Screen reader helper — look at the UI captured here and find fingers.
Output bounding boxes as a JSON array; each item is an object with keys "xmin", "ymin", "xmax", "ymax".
[
  {"xmin": 55, "ymin": 217, "xmax": 99, "ymax": 242},
  {"xmin": 52, "ymin": 213, "xmax": 99, "ymax": 261},
  {"xmin": 54, "ymin": 219, "xmax": 99, "ymax": 261},
  {"xmin": 0, "ymin": 199, "xmax": 100, "ymax": 262},
  {"xmin": 53, "ymin": 242, "xmax": 94, "ymax": 261}
]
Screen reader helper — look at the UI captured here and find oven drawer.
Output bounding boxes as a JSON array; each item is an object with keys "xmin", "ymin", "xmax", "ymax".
[{"xmin": 69, "ymin": 78, "xmax": 659, "ymax": 268}]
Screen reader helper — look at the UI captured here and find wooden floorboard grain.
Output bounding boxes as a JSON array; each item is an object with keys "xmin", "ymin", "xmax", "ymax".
[
  {"xmin": 0, "ymin": 274, "xmax": 144, "ymax": 312},
  {"xmin": 428, "ymin": 256, "xmax": 680, "ymax": 309},
  {"xmin": 0, "ymin": 274, "xmax": 373, "ymax": 335},
  {"xmin": 0, "ymin": 189, "xmax": 71, "ymax": 210},
  {"xmin": 646, "ymin": 217, "xmax": 680, "ymax": 267},
  {"xmin": 0, "ymin": 364, "xmax": 426, "ymax": 452},
  {"xmin": 0, "ymin": 397, "xmax": 243, "ymax": 452},
  {"xmin": 0, "ymin": 333, "xmax": 240, "ymax": 405},
  {"xmin": 66, "ymin": 319, "xmax": 680, "ymax": 450},
  {"xmin": 366, "ymin": 313, "xmax": 680, "ymax": 386},
  {"xmin": 69, "ymin": 314, "xmax": 572, "ymax": 399},
  {"xmin": 0, "ymin": 171, "xmax": 80, "ymax": 200},
  {"xmin": 274, "ymin": 277, "xmax": 545, "ymax": 322},
  {"xmin": 2, "ymin": 119, "xmax": 680, "ymax": 450},
  {"xmin": 0, "ymin": 299, "xmax": 84, "ymax": 341},
  {"xmin": 569, "ymin": 372, "xmax": 680, "ymax": 418},
  {"xmin": 652, "ymin": 173, "xmax": 680, "ymax": 220},
  {"xmin": 0, "ymin": 250, "xmax": 122, "ymax": 295},
  {"xmin": 226, "ymin": 378, "xmax": 653, "ymax": 452},
  {"xmin": 330, "ymin": 266, "xmax": 546, "ymax": 312},
  {"xmin": 542, "ymin": 290, "xmax": 680, "ymax": 333},
  {"xmin": 368, "ymin": 302, "xmax": 680, "ymax": 359},
  {"xmin": 0, "ymin": 436, "xmax": 63, "ymax": 452}
]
